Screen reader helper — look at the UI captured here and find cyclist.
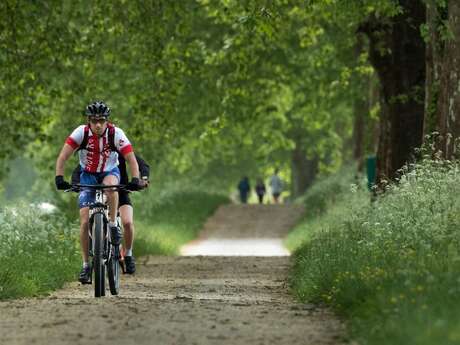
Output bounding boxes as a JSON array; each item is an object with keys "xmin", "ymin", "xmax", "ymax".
[
  {"xmin": 71, "ymin": 154, "xmax": 150, "ymax": 274},
  {"xmin": 55, "ymin": 101, "xmax": 142, "ymax": 284}
]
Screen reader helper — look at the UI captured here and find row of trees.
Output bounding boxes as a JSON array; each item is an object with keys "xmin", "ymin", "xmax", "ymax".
[
  {"xmin": 360, "ymin": 0, "xmax": 460, "ymax": 181},
  {"xmin": 1, "ymin": 1, "xmax": 458, "ymax": 197}
]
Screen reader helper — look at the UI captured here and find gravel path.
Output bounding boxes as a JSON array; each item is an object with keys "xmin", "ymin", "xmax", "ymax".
[{"xmin": 0, "ymin": 204, "xmax": 346, "ymax": 345}]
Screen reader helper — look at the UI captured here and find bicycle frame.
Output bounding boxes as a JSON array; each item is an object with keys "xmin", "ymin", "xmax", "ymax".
[
  {"xmin": 71, "ymin": 184, "xmax": 127, "ymax": 297},
  {"xmin": 89, "ymin": 190, "xmax": 110, "ymax": 270}
]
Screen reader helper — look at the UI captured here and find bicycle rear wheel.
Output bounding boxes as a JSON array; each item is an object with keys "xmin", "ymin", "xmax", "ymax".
[
  {"xmin": 93, "ymin": 213, "xmax": 106, "ymax": 297},
  {"xmin": 107, "ymin": 245, "xmax": 120, "ymax": 295}
]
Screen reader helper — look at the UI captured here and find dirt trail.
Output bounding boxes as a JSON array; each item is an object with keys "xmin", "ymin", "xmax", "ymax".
[
  {"xmin": 181, "ymin": 204, "xmax": 305, "ymax": 256},
  {"xmin": 0, "ymin": 204, "xmax": 345, "ymax": 345}
]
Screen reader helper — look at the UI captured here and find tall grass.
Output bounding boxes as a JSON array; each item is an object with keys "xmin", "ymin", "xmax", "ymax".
[
  {"xmin": 0, "ymin": 205, "xmax": 80, "ymax": 299},
  {"xmin": 131, "ymin": 186, "xmax": 229, "ymax": 256},
  {"xmin": 290, "ymin": 160, "xmax": 460, "ymax": 345}
]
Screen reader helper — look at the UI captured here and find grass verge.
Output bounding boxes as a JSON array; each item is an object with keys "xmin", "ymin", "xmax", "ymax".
[
  {"xmin": 290, "ymin": 160, "xmax": 460, "ymax": 345},
  {"xmin": 0, "ymin": 205, "xmax": 80, "ymax": 299}
]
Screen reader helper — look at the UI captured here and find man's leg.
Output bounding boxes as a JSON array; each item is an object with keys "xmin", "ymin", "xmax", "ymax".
[
  {"xmin": 79, "ymin": 207, "xmax": 90, "ymax": 263},
  {"xmin": 119, "ymin": 204, "xmax": 134, "ymax": 252},
  {"xmin": 78, "ymin": 171, "xmax": 96, "ymax": 284},
  {"xmin": 78, "ymin": 206, "xmax": 92, "ymax": 284},
  {"xmin": 102, "ymin": 173, "xmax": 123, "ymax": 248},
  {"xmin": 102, "ymin": 174, "xmax": 119, "ymax": 223},
  {"xmin": 120, "ymin": 204, "xmax": 136, "ymax": 274}
]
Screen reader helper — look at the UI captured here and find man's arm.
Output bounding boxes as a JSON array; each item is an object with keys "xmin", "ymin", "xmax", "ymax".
[
  {"xmin": 56, "ymin": 144, "xmax": 75, "ymax": 176},
  {"xmin": 134, "ymin": 154, "xmax": 150, "ymax": 188},
  {"xmin": 124, "ymin": 152, "xmax": 140, "ymax": 180},
  {"xmin": 71, "ymin": 164, "xmax": 82, "ymax": 185},
  {"xmin": 135, "ymin": 154, "xmax": 150, "ymax": 179}
]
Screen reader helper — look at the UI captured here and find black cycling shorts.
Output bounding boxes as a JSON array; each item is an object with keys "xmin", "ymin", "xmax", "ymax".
[{"xmin": 119, "ymin": 191, "xmax": 132, "ymax": 207}]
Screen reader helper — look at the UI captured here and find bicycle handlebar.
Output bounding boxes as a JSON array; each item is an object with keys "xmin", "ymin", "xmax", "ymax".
[{"xmin": 65, "ymin": 184, "xmax": 131, "ymax": 193}]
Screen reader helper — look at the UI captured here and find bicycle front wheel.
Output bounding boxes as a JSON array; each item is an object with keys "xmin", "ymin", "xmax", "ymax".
[
  {"xmin": 107, "ymin": 245, "xmax": 120, "ymax": 295},
  {"xmin": 93, "ymin": 213, "xmax": 106, "ymax": 297}
]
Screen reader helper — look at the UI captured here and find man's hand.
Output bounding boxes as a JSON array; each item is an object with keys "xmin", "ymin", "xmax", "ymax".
[
  {"xmin": 140, "ymin": 176, "xmax": 150, "ymax": 189},
  {"xmin": 127, "ymin": 177, "xmax": 143, "ymax": 191},
  {"xmin": 55, "ymin": 176, "xmax": 72, "ymax": 190}
]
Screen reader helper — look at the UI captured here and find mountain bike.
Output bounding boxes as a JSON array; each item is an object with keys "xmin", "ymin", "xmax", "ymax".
[{"xmin": 68, "ymin": 184, "xmax": 130, "ymax": 297}]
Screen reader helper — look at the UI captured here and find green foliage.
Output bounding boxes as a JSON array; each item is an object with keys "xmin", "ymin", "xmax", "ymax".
[
  {"xmin": 291, "ymin": 159, "xmax": 460, "ymax": 344},
  {"xmin": 132, "ymin": 185, "xmax": 229, "ymax": 256},
  {"xmin": 0, "ymin": 0, "xmax": 391, "ymax": 189},
  {"xmin": 0, "ymin": 205, "xmax": 80, "ymax": 299}
]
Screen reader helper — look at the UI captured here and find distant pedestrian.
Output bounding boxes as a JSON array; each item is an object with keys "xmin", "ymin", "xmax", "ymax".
[
  {"xmin": 238, "ymin": 176, "xmax": 251, "ymax": 204},
  {"xmin": 269, "ymin": 169, "xmax": 283, "ymax": 204},
  {"xmin": 255, "ymin": 178, "xmax": 266, "ymax": 204}
]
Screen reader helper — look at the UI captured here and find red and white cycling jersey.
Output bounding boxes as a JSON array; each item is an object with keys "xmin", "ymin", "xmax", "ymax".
[{"xmin": 65, "ymin": 124, "xmax": 133, "ymax": 173}]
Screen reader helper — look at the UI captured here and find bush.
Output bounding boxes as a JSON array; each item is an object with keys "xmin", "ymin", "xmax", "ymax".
[
  {"xmin": 0, "ymin": 205, "xmax": 80, "ymax": 299},
  {"xmin": 291, "ymin": 159, "xmax": 460, "ymax": 344}
]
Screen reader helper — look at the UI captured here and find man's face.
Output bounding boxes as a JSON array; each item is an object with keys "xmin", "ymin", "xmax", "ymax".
[{"xmin": 88, "ymin": 117, "xmax": 107, "ymax": 136}]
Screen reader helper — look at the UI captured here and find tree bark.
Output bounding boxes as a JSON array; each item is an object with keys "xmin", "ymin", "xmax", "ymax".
[
  {"xmin": 359, "ymin": 0, "xmax": 426, "ymax": 181},
  {"xmin": 435, "ymin": 0, "xmax": 460, "ymax": 159},
  {"xmin": 424, "ymin": 0, "xmax": 443, "ymax": 137}
]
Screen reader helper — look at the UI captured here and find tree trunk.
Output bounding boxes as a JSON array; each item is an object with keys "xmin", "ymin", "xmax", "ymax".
[
  {"xmin": 424, "ymin": 0, "xmax": 443, "ymax": 137},
  {"xmin": 359, "ymin": 0, "xmax": 426, "ymax": 181},
  {"xmin": 435, "ymin": 0, "xmax": 460, "ymax": 159},
  {"xmin": 290, "ymin": 144, "xmax": 318, "ymax": 198}
]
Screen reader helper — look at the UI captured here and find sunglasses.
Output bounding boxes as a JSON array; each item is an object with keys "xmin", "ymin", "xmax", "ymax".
[{"xmin": 89, "ymin": 118, "xmax": 107, "ymax": 125}]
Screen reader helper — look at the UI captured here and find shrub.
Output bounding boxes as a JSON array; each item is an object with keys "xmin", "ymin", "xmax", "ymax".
[{"xmin": 0, "ymin": 205, "xmax": 80, "ymax": 299}]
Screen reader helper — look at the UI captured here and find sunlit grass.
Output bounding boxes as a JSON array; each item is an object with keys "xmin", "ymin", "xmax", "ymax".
[{"xmin": 290, "ymin": 159, "xmax": 460, "ymax": 344}]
